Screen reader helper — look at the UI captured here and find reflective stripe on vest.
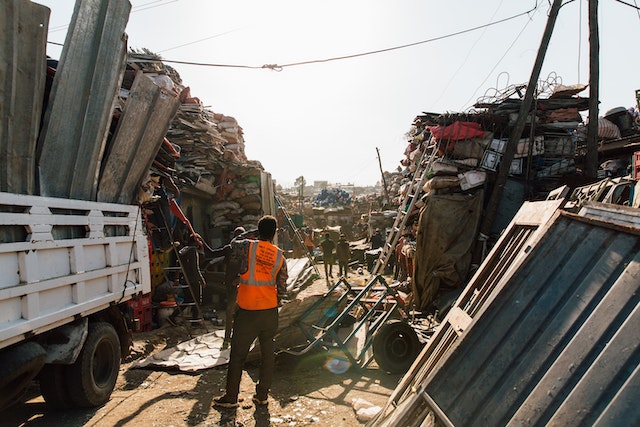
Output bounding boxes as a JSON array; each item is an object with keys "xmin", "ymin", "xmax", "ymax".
[{"xmin": 237, "ymin": 240, "xmax": 283, "ymax": 310}]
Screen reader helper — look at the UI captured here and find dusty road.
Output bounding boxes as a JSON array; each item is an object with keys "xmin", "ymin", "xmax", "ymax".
[{"xmin": 4, "ymin": 272, "xmax": 403, "ymax": 426}]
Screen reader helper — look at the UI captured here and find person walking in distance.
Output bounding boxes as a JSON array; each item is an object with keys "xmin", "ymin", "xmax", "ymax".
[
  {"xmin": 336, "ymin": 233, "xmax": 351, "ymax": 278},
  {"xmin": 320, "ymin": 232, "xmax": 336, "ymax": 278},
  {"xmin": 213, "ymin": 216, "xmax": 288, "ymax": 408}
]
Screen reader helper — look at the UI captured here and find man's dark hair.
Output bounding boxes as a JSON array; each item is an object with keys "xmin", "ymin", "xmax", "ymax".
[{"xmin": 258, "ymin": 215, "xmax": 277, "ymax": 241}]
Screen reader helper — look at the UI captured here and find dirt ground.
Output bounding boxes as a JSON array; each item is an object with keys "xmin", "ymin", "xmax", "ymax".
[{"xmin": 4, "ymin": 270, "xmax": 403, "ymax": 427}]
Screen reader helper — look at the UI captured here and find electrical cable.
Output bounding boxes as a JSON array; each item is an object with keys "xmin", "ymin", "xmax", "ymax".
[
  {"xmin": 433, "ymin": 0, "xmax": 508, "ymax": 107},
  {"xmin": 613, "ymin": 0, "xmax": 640, "ymax": 9},
  {"xmin": 460, "ymin": 8, "xmax": 537, "ymax": 111},
  {"xmin": 157, "ymin": 27, "xmax": 246, "ymax": 53},
  {"xmin": 124, "ymin": 3, "xmax": 540, "ymax": 71},
  {"xmin": 47, "ymin": 0, "xmax": 179, "ymax": 34}
]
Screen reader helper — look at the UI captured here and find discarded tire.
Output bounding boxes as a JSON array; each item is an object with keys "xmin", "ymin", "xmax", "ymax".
[
  {"xmin": 0, "ymin": 341, "xmax": 46, "ymax": 411},
  {"xmin": 372, "ymin": 320, "xmax": 421, "ymax": 374},
  {"xmin": 66, "ymin": 322, "xmax": 121, "ymax": 407}
]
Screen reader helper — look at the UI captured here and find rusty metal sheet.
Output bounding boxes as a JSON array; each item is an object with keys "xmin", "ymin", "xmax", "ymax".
[
  {"xmin": 422, "ymin": 213, "xmax": 640, "ymax": 427},
  {"xmin": 37, "ymin": 0, "xmax": 130, "ymax": 200},
  {"xmin": 97, "ymin": 72, "xmax": 179, "ymax": 204},
  {"xmin": 0, "ymin": 0, "xmax": 49, "ymax": 194}
]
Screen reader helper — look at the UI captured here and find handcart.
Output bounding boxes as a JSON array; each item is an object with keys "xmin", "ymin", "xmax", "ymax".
[{"xmin": 284, "ymin": 275, "xmax": 436, "ymax": 373}]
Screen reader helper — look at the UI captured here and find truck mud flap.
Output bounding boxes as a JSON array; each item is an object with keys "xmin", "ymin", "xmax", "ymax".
[{"xmin": 0, "ymin": 341, "xmax": 46, "ymax": 411}]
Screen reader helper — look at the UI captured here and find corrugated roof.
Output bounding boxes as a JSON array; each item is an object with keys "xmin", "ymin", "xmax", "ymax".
[{"xmin": 372, "ymin": 201, "xmax": 640, "ymax": 427}]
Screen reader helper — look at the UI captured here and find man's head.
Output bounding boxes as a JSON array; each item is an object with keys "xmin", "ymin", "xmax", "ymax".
[
  {"xmin": 258, "ymin": 215, "xmax": 277, "ymax": 241},
  {"xmin": 233, "ymin": 226, "xmax": 246, "ymax": 237}
]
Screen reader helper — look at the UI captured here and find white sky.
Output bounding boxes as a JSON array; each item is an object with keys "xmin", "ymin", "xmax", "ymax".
[{"xmin": 37, "ymin": 0, "xmax": 640, "ymax": 188}]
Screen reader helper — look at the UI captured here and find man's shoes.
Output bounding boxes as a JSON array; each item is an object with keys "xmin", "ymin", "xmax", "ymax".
[
  {"xmin": 213, "ymin": 395, "xmax": 239, "ymax": 408},
  {"xmin": 252, "ymin": 394, "xmax": 269, "ymax": 406}
]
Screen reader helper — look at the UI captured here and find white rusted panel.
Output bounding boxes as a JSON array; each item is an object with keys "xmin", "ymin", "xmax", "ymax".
[
  {"xmin": 579, "ymin": 201, "xmax": 640, "ymax": 228},
  {"xmin": 0, "ymin": 192, "xmax": 151, "ymax": 350}
]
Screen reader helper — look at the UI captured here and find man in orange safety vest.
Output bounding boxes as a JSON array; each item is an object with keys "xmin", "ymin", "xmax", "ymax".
[{"xmin": 213, "ymin": 215, "xmax": 288, "ymax": 409}]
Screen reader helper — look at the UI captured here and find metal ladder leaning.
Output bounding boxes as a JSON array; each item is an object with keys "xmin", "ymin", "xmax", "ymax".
[
  {"xmin": 275, "ymin": 195, "xmax": 320, "ymax": 277},
  {"xmin": 371, "ymin": 137, "xmax": 438, "ymax": 276},
  {"xmin": 154, "ymin": 199, "xmax": 204, "ymax": 325}
]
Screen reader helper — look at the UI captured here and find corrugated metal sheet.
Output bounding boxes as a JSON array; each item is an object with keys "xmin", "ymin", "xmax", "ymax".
[
  {"xmin": 0, "ymin": 0, "xmax": 49, "ymax": 194},
  {"xmin": 97, "ymin": 72, "xmax": 180, "ymax": 204},
  {"xmin": 372, "ymin": 199, "xmax": 564, "ymax": 427},
  {"xmin": 422, "ymin": 213, "xmax": 640, "ymax": 427},
  {"xmin": 37, "ymin": 0, "xmax": 131, "ymax": 200}
]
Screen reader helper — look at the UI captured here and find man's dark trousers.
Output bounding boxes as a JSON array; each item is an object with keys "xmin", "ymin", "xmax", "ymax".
[{"xmin": 225, "ymin": 307, "xmax": 278, "ymax": 399}]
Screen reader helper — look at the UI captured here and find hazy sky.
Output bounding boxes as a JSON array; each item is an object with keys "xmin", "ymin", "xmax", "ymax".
[{"xmin": 37, "ymin": 0, "xmax": 640, "ymax": 187}]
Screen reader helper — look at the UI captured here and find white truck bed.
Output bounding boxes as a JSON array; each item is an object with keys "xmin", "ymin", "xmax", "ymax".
[{"xmin": 0, "ymin": 192, "xmax": 151, "ymax": 350}]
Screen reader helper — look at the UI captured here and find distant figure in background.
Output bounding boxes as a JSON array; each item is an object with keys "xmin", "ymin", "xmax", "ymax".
[
  {"xmin": 394, "ymin": 232, "xmax": 412, "ymax": 281},
  {"xmin": 320, "ymin": 232, "xmax": 336, "ymax": 278},
  {"xmin": 303, "ymin": 228, "xmax": 315, "ymax": 256},
  {"xmin": 370, "ymin": 228, "xmax": 384, "ymax": 250},
  {"xmin": 279, "ymin": 226, "xmax": 293, "ymax": 251},
  {"xmin": 336, "ymin": 233, "xmax": 351, "ymax": 278}
]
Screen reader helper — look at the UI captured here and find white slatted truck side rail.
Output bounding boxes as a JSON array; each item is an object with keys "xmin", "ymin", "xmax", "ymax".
[{"xmin": 0, "ymin": 192, "xmax": 151, "ymax": 411}]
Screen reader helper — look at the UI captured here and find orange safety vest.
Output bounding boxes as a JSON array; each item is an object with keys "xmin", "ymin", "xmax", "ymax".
[{"xmin": 237, "ymin": 240, "xmax": 284, "ymax": 310}]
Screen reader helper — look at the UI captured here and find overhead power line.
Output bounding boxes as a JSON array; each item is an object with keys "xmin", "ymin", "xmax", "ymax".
[{"xmin": 126, "ymin": 3, "xmax": 540, "ymax": 71}]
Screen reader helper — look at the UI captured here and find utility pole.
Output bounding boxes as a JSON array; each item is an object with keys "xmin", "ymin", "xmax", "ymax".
[
  {"xmin": 376, "ymin": 147, "xmax": 390, "ymax": 206},
  {"xmin": 585, "ymin": 0, "xmax": 600, "ymax": 178},
  {"xmin": 477, "ymin": 0, "xmax": 563, "ymax": 243}
]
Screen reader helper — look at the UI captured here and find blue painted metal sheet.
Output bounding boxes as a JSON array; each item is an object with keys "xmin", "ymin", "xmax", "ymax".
[
  {"xmin": 37, "ymin": 0, "xmax": 131, "ymax": 200},
  {"xmin": 0, "ymin": 0, "xmax": 49, "ymax": 194},
  {"xmin": 372, "ymin": 199, "xmax": 565, "ymax": 427},
  {"xmin": 423, "ymin": 212, "xmax": 640, "ymax": 427}
]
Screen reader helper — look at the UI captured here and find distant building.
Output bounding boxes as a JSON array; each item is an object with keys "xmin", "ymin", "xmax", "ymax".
[{"xmin": 313, "ymin": 181, "xmax": 329, "ymax": 191}]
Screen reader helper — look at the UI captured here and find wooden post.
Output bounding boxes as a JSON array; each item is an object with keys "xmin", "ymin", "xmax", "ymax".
[
  {"xmin": 477, "ymin": 0, "xmax": 563, "ymax": 242},
  {"xmin": 376, "ymin": 147, "xmax": 390, "ymax": 206},
  {"xmin": 585, "ymin": 0, "xmax": 600, "ymax": 178}
]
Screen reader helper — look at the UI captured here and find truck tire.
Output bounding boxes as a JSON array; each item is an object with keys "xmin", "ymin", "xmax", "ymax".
[
  {"xmin": 38, "ymin": 364, "xmax": 73, "ymax": 409},
  {"xmin": 372, "ymin": 320, "xmax": 421, "ymax": 374},
  {"xmin": 0, "ymin": 342, "xmax": 46, "ymax": 411},
  {"xmin": 66, "ymin": 322, "xmax": 121, "ymax": 408}
]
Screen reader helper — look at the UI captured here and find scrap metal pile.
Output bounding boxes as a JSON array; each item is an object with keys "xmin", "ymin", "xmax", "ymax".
[{"xmin": 128, "ymin": 51, "xmax": 268, "ymax": 229}]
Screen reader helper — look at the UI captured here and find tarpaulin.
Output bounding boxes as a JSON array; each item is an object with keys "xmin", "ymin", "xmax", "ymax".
[
  {"xmin": 412, "ymin": 190, "xmax": 484, "ymax": 311},
  {"xmin": 428, "ymin": 121, "xmax": 485, "ymax": 143}
]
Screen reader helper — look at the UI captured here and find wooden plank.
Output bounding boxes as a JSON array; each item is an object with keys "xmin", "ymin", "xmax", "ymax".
[
  {"xmin": 98, "ymin": 72, "xmax": 180, "ymax": 204},
  {"xmin": 0, "ymin": 0, "xmax": 49, "ymax": 194}
]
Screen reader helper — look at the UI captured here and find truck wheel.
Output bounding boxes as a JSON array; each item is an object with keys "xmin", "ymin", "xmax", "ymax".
[
  {"xmin": 372, "ymin": 320, "xmax": 421, "ymax": 374},
  {"xmin": 0, "ymin": 342, "xmax": 46, "ymax": 411},
  {"xmin": 66, "ymin": 322, "xmax": 121, "ymax": 407},
  {"xmin": 38, "ymin": 364, "xmax": 73, "ymax": 409}
]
